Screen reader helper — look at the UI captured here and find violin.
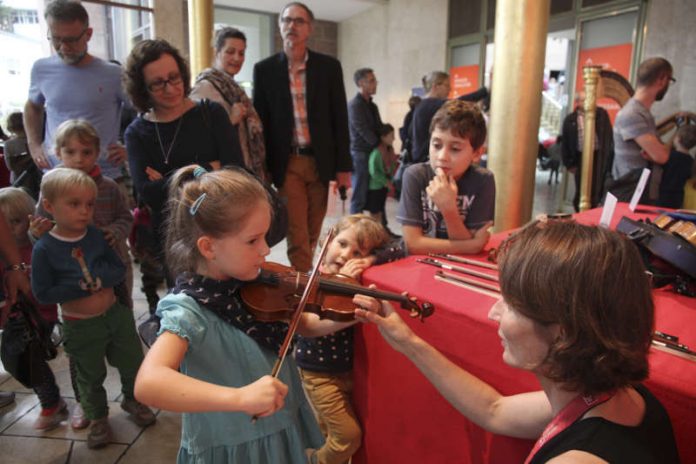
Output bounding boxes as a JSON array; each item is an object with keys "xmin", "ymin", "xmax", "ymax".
[{"xmin": 241, "ymin": 262, "xmax": 435, "ymax": 322}]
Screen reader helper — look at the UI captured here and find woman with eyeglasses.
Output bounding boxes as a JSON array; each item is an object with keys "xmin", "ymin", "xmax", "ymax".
[
  {"xmin": 123, "ymin": 39, "xmax": 243, "ymax": 294},
  {"xmin": 354, "ymin": 220, "xmax": 679, "ymax": 464},
  {"xmin": 191, "ymin": 27, "xmax": 269, "ymax": 182}
]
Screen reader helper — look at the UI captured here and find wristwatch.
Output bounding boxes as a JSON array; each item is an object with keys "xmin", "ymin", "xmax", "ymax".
[{"xmin": 5, "ymin": 263, "xmax": 27, "ymax": 272}]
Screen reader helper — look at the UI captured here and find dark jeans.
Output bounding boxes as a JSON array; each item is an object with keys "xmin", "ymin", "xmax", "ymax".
[{"xmin": 350, "ymin": 150, "xmax": 370, "ymax": 214}]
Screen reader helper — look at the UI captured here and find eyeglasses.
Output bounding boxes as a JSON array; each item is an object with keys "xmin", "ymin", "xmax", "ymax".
[
  {"xmin": 147, "ymin": 74, "xmax": 183, "ymax": 93},
  {"xmin": 48, "ymin": 27, "xmax": 88, "ymax": 46},
  {"xmin": 280, "ymin": 16, "xmax": 309, "ymax": 26}
]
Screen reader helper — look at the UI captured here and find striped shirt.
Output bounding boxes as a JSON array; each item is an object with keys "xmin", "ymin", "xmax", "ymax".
[{"xmin": 288, "ymin": 52, "xmax": 311, "ymax": 147}]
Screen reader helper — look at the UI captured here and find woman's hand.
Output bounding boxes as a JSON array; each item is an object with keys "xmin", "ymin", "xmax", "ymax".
[
  {"xmin": 208, "ymin": 161, "xmax": 221, "ymax": 171},
  {"xmin": 354, "ymin": 293, "xmax": 417, "ymax": 354},
  {"xmin": 145, "ymin": 166, "xmax": 163, "ymax": 181},
  {"xmin": 230, "ymin": 103, "xmax": 247, "ymax": 125},
  {"xmin": 237, "ymin": 375, "xmax": 288, "ymax": 417}
]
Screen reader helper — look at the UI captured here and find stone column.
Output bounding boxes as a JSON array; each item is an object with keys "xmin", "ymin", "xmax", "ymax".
[
  {"xmin": 187, "ymin": 0, "xmax": 213, "ymax": 81},
  {"xmin": 487, "ymin": 0, "xmax": 550, "ymax": 231},
  {"xmin": 153, "ymin": 0, "xmax": 186, "ymax": 55},
  {"xmin": 579, "ymin": 65, "xmax": 601, "ymax": 212}
]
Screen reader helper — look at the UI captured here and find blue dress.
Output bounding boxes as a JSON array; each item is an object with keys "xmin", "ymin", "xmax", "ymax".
[{"xmin": 157, "ymin": 293, "xmax": 324, "ymax": 463}]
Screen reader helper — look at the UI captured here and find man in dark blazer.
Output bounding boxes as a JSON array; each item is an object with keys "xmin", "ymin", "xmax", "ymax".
[{"xmin": 253, "ymin": 1, "xmax": 351, "ymax": 271}]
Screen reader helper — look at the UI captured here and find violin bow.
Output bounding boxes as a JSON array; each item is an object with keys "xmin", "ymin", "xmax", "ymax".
[{"xmin": 252, "ymin": 228, "xmax": 335, "ymax": 423}]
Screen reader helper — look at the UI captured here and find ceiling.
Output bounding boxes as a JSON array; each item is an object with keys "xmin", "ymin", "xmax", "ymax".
[{"xmin": 214, "ymin": 0, "xmax": 387, "ymax": 22}]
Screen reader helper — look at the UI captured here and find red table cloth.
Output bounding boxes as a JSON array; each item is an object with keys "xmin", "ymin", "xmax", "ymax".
[{"xmin": 353, "ymin": 203, "xmax": 695, "ymax": 464}]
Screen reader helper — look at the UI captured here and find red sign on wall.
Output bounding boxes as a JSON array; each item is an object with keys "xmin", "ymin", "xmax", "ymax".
[
  {"xmin": 575, "ymin": 43, "xmax": 633, "ymax": 123},
  {"xmin": 449, "ymin": 65, "xmax": 479, "ymax": 99}
]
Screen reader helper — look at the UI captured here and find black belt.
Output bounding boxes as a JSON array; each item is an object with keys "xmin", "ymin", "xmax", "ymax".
[{"xmin": 291, "ymin": 146, "xmax": 313, "ymax": 156}]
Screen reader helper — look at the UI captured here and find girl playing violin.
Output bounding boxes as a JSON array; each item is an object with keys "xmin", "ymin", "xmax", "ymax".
[
  {"xmin": 134, "ymin": 165, "xmax": 376, "ymax": 463},
  {"xmin": 296, "ymin": 214, "xmax": 393, "ymax": 464}
]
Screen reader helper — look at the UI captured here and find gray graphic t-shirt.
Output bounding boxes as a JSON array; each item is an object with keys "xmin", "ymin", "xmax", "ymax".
[{"xmin": 397, "ymin": 162, "xmax": 495, "ymax": 238}]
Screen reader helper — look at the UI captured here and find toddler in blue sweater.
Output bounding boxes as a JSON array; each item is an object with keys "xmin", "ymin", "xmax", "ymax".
[{"xmin": 31, "ymin": 168, "xmax": 154, "ymax": 449}]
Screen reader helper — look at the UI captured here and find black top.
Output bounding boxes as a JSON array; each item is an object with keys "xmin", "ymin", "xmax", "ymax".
[
  {"xmin": 530, "ymin": 384, "xmax": 679, "ymax": 464},
  {"xmin": 410, "ymin": 97, "xmax": 446, "ymax": 164},
  {"xmin": 658, "ymin": 149, "xmax": 693, "ymax": 209},
  {"xmin": 399, "ymin": 109, "xmax": 415, "ymax": 159},
  {"xmin": 348, "ymin": 92, "xmax": 382, "ymax": 153},
  {"xmin": 124, "ymin": 100, "xmax": 242, "ymax": 249},
  {"xmin": 560, "ymin": 107, "xmax": 614, "ymax": 208}
]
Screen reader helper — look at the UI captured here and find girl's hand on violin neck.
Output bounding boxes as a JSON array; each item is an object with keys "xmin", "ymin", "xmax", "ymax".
[
  {"xmin": 238, "ymin": 375, "xmax": 288, "ymax": 418},
  {"xmin": 354, "ymin": 295, "xmax": 417, "ymax": 354}
]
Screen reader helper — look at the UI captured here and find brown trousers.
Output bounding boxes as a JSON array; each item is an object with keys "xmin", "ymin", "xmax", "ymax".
[
  {"xmin": 300, "ymin": 369, "xmax": 361, "ymax": 464},
  {"xmin": 279, "ymin": 155, "xmax": 329, "ymax": 272}
]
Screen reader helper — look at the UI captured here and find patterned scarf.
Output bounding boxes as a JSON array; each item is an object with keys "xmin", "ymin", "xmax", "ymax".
[
  {"xmin": 174, "ymin": 273, "xmax": 288, "ymax": 353},
  {"xmin": 195, "ymin": 67, "xmax": 268, "ymax": 181}
]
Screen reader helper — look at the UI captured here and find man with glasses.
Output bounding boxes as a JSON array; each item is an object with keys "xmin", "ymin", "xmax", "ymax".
[
  {"xmin": 24, "ymin": 0, "xmax": 127, "ymax": 181},
  {"xmin": 610, "ymin": 57, "xmax": 676, "ymax": 202},
  {"xmin": 253, "ymin": 1, "xmax": 351, "ymax": 272}
]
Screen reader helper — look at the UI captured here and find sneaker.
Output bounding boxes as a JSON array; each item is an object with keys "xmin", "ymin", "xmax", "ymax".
[
  {"xmin": 71, "ymin": 402, "xmax": 91, "ymax": 430},
  {"xmin": 87, "ymin": 417, "xmax": 111, "ymax": 449},
  {"xmin": 121, "ymin": 398, "xmax": 156, "ymax": 427},
  {"xmin": 0, "ymin": 391, "xmax": 15, "ymax": 408},
  {"xmin": 33, "ymin": 399, "xmax": 68, "ymax": 430},
  {"xmin": 137, "ymin": 316, "xmax": 160, "ymax": 348}
]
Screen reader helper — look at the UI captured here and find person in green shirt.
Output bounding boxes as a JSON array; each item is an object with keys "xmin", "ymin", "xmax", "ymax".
[{"xmin": 366, "ymin": 123, "xmax": 399, "ymax": 237}]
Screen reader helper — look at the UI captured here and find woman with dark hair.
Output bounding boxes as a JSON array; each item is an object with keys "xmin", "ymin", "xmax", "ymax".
[
  {"xmin": 191, "ymin": 27, "xmax": 268, "ymax": 180},
  {"xmin": 123, "ymin": 38, "xmax": 242, "ymax": 249},
  {"xmin": 355, "ymin": 221, "xmax": 678, "ymax": 463},
  {"xmin": 123, "ymin": 38, "xmax": 243, "ymax": 324}
]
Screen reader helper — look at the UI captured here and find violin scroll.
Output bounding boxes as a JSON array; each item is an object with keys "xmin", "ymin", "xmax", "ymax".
[{"xmin": 399, "ymin": 297, "xmax": 435, "ymax": 321}]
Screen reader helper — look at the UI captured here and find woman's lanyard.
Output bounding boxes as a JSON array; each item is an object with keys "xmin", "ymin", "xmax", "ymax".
[{"xmin": 524, "ymin": 391, "xmax": 614, "ymax": 464}]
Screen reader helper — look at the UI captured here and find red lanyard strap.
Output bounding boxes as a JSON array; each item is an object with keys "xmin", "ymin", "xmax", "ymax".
[{"xmin": 524, "ymin": 391, "xmax": 614, "ymax": 464}]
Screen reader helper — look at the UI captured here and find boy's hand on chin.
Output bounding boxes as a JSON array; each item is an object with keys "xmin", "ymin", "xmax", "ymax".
[{"xmin": 427, "ymin": 168, "xmax": 458, "ymax": 212}]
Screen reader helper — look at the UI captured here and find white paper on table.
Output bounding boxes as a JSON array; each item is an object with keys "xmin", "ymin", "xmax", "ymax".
[
  {"xmin": 599, "ymin": 192, "xmax": 617, "ymax": 228},
  {"xmin": 629, "ymin": 168, "xmax": 651, "ymax": 212}
]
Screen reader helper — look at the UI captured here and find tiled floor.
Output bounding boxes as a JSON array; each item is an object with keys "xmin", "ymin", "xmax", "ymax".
[{"xmin": 0, "ymin": 166, "xmax": 574, "ymax": 463}]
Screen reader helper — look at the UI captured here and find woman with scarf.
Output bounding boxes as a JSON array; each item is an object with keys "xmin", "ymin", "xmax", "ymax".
[{"xmin": 191, "ymin": 27, "xmax": 268, "ymax": 181}]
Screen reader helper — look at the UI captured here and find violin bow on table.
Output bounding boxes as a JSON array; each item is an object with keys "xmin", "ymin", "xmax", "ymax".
[{"xmin": 252, "ymin": 227, "xmax": 335, "ymax": 423}]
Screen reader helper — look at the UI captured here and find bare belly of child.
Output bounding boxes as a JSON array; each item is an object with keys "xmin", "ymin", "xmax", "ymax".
[{"xmin": 61, "ymin": 288, "xmax": 117, "ymax": 319}]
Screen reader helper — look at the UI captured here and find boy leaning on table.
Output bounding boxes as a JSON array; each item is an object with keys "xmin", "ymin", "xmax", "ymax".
[{"xmin": 396, "ymin": 99, "xmax": 495, "ymax": 255}]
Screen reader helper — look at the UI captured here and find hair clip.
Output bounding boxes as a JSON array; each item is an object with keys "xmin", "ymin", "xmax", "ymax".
[
  {"xmin": 189, "ymin": 193, "xmax": 207, "ymax": 216},
  {"xmin": 193, "ymin": 166, "xmax": 207, "ymax": 178}
]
